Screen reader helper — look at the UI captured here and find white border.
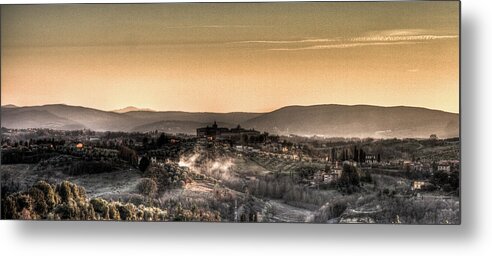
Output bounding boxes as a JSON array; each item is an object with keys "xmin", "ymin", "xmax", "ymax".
[{"xmin": 2, "ymin": 0, "xmax": 491, "ymax": 255}]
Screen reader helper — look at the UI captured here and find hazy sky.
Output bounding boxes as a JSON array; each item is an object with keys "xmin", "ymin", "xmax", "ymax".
[{"xmin": 1, "ymin": 2, "xmax": 459, "ymax": 113}]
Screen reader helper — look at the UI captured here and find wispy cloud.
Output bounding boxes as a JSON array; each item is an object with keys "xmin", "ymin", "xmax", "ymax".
[
  {"xmin": 230, "ymin": 38, "xmax": 338, "ymax": 44},
  {"xmin": 164, "ymin": 25, "xmax": 270, "ymax": 29},
  {"xmin": 233, "ymin": 29, "xmax": 457, "ymax": 51},
  {"xmin": 270, "ymin": 41, "xmax": 418, "ymax": 51},
  {"xmin": 348, "ymin": 30, "xmax": 458, "ymax": 43},
  {"xmin": 366, "ymin": 29, "xmax": 441, "ymax": 37}
]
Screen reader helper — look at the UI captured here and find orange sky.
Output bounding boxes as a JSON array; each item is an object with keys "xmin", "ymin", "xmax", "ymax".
[{"xmin": 1, "ymin": 2, "xmax": 459, "ymax": 113}]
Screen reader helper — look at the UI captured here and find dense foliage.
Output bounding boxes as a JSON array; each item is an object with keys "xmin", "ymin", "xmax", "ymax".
[
  {"xmin": 144, "ymin": 164, "xmax": 190, "ymax": 193},
  {"xmin": 1, "ymin": 180, "xmax": 220, "ymax": 221}
]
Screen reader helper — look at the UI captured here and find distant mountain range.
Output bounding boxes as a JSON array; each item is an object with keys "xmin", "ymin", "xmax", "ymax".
[{"xmin": 1, "ymin": 104, "xmax": 459, "ymax": 138}]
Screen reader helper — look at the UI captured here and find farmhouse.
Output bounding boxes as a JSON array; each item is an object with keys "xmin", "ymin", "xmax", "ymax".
[{"xmin": 411, "ymin": 180, "xmax": 426, "ymax": 190}]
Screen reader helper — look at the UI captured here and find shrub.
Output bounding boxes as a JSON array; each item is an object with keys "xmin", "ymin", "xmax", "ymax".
[
  {"xmin": 143, "ymin": 208, "xmax": 154, "ymax": 221},
  {"xmin": 137, "ymin": 178, "xmax": 158, "ymax": 198},
  {"xmin": 90, "ymin": 198, "xmax": 109, "ymax": 219},
  {"xmin": 57, "ymin": 181, "xmax": 74, "ymax": 203},
  {"xmin": 33, "ymin": 181, "xmax": 59, "ymax": 209},
  {"xmin": 56, "ymin": 180, "xmax": 86, "ymax": 203},
  {"xmin": 117, "ymin": 204, "xmax": 135, "ymax": 220},
  {"xmin": 54, "ymin": 199, "xmax": 79, "ymax": 220},
  {"xmin": 16, "ymin": 194, "xmax": 34, "ymax": 213},
  {"xmin": 28, "ymin": 187, "xmax": 48, "ymax": 216},
  {"xmin": 108, "ymin": 203, "xmax": 120, "ymax": 220}
]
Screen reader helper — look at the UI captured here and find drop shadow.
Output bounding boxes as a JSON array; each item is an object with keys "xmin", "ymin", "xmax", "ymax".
[{"xmin": 8, "ymin": 7, "xmax": 478, "ymax": 244}]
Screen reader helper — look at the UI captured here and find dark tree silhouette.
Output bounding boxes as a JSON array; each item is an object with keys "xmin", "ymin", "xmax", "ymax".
[
  {"xmin": 139, "ymin": 156, "xmax": 150, "ymax": 173},
  {"xmin": 157, "ymin": 133, "xmax": 170, "ymax": 147},
  {"xmin": 338, "ymin": 163, "xmax": 360, "ymax": 193},
  {"xmin": 353, "ymin": 146, "xmax": 359, "ymax": 162}
]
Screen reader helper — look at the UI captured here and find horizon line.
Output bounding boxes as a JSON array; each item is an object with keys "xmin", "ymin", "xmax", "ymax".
[{"xmin": 1, "ymin": 103, "xmax": 459, "ymax": 115}]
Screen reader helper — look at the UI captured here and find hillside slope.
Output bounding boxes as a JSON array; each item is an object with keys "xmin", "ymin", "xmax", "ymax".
[{"xmin": 242, "ymin": 104, "xmax": 459, "ymax": 138}]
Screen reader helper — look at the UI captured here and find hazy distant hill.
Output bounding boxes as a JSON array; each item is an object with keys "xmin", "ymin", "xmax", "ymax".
[
  {"xmin": 2, "ymin": 104, "xmax": 18, "ymax": 109},
  {"xmin": 122, "ymin": 111, "xmax": 261, "ymax": 126},
  {"xmin": 131, "ymin": 120, "xmax": 235, "ymax": 134},
  {"xmin": 2, "ymin": 104, "xmax": 138, "ymax": 131},
  {"xmin": 112, "ymin": 106, "xmax": 155, "ymax": 113},
  {"xmin": 1, "ymin": 104, "xmax": 459, "ymax": 138},
  {"xmin": 242, "ymin": 104, "xmax": 459, "ymax": 138},
  {"xmin": 0, "ymin": 104, "xmax": 260, "ymax": 133},
  {"xmin": 1, "ymin": 108, "xmax": 85, "ymax": 130}
]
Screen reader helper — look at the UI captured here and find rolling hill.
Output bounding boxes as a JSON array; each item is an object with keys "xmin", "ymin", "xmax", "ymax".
[
  {"xmin": 242, "ymin": 104, "xmax": 459, "ymax": 138},
  {"xmin": 1, "ymin": 108, "xmax": 85, "ymax": 130},
  {"xmin": 2, "ymin": 104, "xmax": 137, "ymax": 131},
  {"xmin": 0, "ymin": 104, "xmax": 260, "ymax": 134},
  {"xmin": 0, "ymin": 104, "xmax": 459, "ymax": 138}
]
